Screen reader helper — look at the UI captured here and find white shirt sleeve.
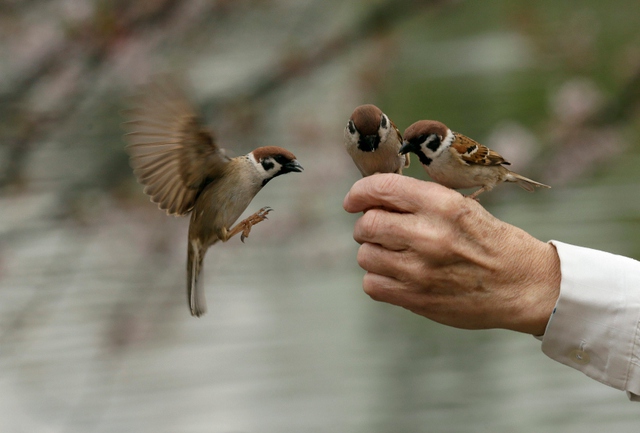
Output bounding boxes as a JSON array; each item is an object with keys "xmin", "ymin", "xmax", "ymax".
[{"xmin": 540, "ymin": 241, "xmax": 640, "ymax": 401}]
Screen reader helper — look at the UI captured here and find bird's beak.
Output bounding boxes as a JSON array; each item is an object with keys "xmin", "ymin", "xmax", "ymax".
[
  {"xmin": 398, "ymin": 141, "xmax": 415, "ymax": 155},
  {"xmin": 284, "ymin": 160, "xmax": 304, "ymax": 173}
]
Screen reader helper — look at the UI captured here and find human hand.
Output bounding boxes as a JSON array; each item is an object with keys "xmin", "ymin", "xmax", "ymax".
[{"xmin": 343, "ymin": 174, "xmax": 561, "ymax": 335}]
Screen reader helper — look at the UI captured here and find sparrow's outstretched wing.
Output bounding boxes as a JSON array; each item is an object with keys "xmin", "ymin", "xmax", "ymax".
[{"xmin": 123, "ymin": 76, "xmax": 230, "ymax": 215}]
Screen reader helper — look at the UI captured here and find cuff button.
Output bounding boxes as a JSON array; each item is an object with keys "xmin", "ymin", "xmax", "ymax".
[{"xmin": 568, "ymin": 349, "xmax": 590, "ymax": 365}]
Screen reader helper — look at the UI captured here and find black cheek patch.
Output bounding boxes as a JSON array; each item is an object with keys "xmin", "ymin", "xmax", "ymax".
[
  {"xmin": 426, "ymin": 135, "xmax": 441, "ymax": 152},
  {"xmin": 261, "ymin": 159, "xmax": 275, "ymax": 171},
  {"xmin": 348, "ymin": 121, "xmax": 356, "ymax": 135},
  {"xmin": 380, "ymin": 115, "xmax": 387, "ymax": 129}
]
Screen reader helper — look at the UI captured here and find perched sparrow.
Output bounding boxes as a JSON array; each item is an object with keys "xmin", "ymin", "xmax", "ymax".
[
  {"xmin": 124, "ymin": 77, "xmax": 303, "ymax": 317},
  {"xmin": 399, "ymin": 120, "xmax": 549, "ymax": 199},
  {"xmin": 344, "ymin": 104, "xmax": 409, "ymax": 176}
]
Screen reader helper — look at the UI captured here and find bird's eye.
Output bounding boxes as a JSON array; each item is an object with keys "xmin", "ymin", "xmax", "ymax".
[
  {"xmin": 380, "ymin": 115, "xmax": 388, "ymax": 129},
  {"xmin": 416, "ymin": 134, "xmax": 426, "ymax": 143},
  {"xmin": 347, "ymin": 120, "xmax": 356, "ymax": 135}
]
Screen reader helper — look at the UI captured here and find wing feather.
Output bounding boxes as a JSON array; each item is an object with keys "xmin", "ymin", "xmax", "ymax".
[
  {"xmin": 451, "ymin": 132, "xmax": 510, "ymax": 166},
  {"xmin": 123, "ymin": 76, "xmax": 230, "ymax": 215}
]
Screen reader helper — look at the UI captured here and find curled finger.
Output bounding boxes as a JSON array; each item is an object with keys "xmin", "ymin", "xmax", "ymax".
[
  {"xmin": 353, "ymin": 208, "xmax": 414, "ymax": 251},
  {"xmin": 362, "ymin": 272, "xmax": 420, "ymax": 308},
  {"xmin": 357, "ymin": 241, "xmax": 415, "ymax": 281}
]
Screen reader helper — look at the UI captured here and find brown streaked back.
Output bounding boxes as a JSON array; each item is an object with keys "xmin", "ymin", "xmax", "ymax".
[{"xmin": 451, "ymin": 132, "xmax": 509, "ymax": 166}]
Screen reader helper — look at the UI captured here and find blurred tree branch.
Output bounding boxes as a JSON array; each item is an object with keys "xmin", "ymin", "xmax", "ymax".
[
  {"xmin": 543, "ymin": 66, "xmax": 640, "ymax": 185},
  {"xmin": 0, "ymin": 0, "xmax": 447, "ymax": 192},
  {"xmin": 205, "ymin": 0, "xmax": 449, "ymax": 110},
  {"xmin": 0, "ymin": 0, "xmax": 186, "ymax": 189}
]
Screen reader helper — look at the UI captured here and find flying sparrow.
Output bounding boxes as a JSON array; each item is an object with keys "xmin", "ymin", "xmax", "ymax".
[
  {"xmin": 124, "ymin": 77, "xmax": 303, "ymax": 317},
  {"xmin": 399, "ymin": 120, "xmax": 549, "ymax": 199},
  {"xmin": 344, "ymin": 104, "xmax": 409, "ymax": 176}
]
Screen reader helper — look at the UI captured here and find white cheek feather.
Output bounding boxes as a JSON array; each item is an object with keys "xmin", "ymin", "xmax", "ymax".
[
  {"xmin": 248, "ymin": 154, "xmax": 269, "ymax": 179},
  {"xmin": 378, "ymin": 114, "xmax": 393, "ymax": 142},
  {"xmin": 377, "ymin": 125, "xmax": 390, "ymax": 143},
  {"xmin": 249, "ymin": 154, "xmax": 283, "ymax": 179},
  {"xmin": 248, "ymin": 153, "xmax": 261, "ymax": 171},
  {"xmin": 344, "ymin": 126, "xmax": 360, "ymax": 146},
  {"xmin": 442, "ymin": 129, "xmax": 455, "ymax": 148},
  {"xmin": 267, "ymin": 161, "xmax": 283, "ymax": 176}
]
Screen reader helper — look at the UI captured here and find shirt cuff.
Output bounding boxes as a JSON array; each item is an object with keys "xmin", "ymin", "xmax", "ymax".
[{"xmin": 540, "ymin": 241, "xmax": 640, "ymax": 400}]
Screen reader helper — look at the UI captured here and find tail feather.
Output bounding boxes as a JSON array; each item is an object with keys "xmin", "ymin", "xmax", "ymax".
[
  {"xmin": 506, "ymin": 171, "xmax": 550, "ymax": 192},
  {"xmin": 187, "ymin": 239, "xmax": 207, "ymax": 317}
]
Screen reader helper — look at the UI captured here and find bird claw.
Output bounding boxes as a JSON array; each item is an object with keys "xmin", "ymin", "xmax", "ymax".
[{"xmin": 237, "ymin": 206, "xmax": 273, "ymax": 243}]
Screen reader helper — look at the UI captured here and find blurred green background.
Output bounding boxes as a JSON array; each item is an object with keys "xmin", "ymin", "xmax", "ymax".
[{"xmin": 1, "ymin": 1, "xmax": 639, "ymax": 432}]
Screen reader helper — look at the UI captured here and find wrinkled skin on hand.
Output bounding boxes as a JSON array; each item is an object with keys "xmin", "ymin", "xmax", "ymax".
[{"xmin": 343, "ymin": 174, "xmax": 561, "ymax": 335}]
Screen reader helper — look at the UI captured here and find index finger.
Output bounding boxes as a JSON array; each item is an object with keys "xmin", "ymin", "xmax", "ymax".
[{"xmin": 343, "ymin": 173, "xmax": 448, "ymax": 214}]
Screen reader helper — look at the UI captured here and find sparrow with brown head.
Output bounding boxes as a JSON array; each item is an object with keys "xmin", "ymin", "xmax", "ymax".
[
  {"xmin": 124, "ymin": 77, "xmax": 302, "ymax": 317},
  {"xmin": 399, "ymin": 120, "xmax": 549, "ymax": 199},
  {"xmin": 344, "ymin": 104, "xmax": 409, "ymax": 177}
]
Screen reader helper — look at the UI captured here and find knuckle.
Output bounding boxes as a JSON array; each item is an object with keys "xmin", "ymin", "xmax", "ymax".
[
  {"xmin": 362, "ymin": 273, "xmax": 385, "ymax": 301},
  {"xmin": 374, "ymin": 173, "xmax": 401, "ymax": 196},
  {"xmin": 449, "ymin": 200, "xmax": 473, "ymax": 225},
  {"xmin": 356, "ymin": 244, "xmax": 370, "ymax": 269},
  {"xmin": 357, "ymin": 208, "xmax": 384, "ymax": 241},
  {"xmin": 396, "ymin": 249, "xmax": 415, "ymax": 272},
  {"xmin": 433, "ymin": 226, "xmax": 456, "ymax": 249},
  {"xmin": 437, "ymin": 191, "xmax": 465, "ymax": 217}
]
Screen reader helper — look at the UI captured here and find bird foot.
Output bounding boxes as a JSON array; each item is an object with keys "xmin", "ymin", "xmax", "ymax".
[
  {"xmin": 465, "ymin": 187, "xmax": 486, "ymax": 201},
  {"xmin": 236, "ymin": 206, "xmax": 273, "ymax": 243}
]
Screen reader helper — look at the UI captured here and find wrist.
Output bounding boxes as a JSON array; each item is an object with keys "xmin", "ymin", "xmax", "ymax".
[{"xmin": 514, "ymin": 241, "xmax": 561, "ymax": 335}]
